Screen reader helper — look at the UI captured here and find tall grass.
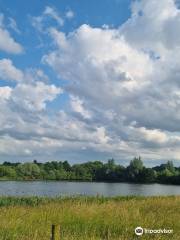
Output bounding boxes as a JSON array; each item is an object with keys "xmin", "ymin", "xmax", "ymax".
[{"xmin": 0, "ymin": 196, "xmax": 179, "ymax": 239}]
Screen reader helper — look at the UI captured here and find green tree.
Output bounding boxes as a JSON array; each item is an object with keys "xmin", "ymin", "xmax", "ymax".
[
  {"xmin": 0, "ymin": 166, "xmax": 17, "ymax": 179},
  {"xmin": 139, "ymin": 168, "xmax": 157, "ymax": 183},
  {"xmin": 166, "ymin": 161, "xmax": 175, "ymax": 174},
  {"xmin": 17, "ymin": 163, "xmax": 40, "ymax": 179},
  {"xmin": 129, "ymin": 157, "xmax": 143, "ymax": 171},
  {"xmin": 63, "ymin": 161, "xmax": 71, "ymax": 171},
  {"xmin": 126, "ymin": 157, "xmax": 144, "ymax": 182}
]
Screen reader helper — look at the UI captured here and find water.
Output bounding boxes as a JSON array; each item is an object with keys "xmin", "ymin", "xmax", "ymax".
[{"xmin": 0, "ymin": 181, "xmax": 180, "ymax": 197}]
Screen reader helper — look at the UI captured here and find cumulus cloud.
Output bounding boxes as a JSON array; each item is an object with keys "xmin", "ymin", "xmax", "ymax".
[
  {"xmin": 0, "ymin": 58, "xmax": 24, "ymax": 82},
  {"xmin": 41, "ymin": 0, "xmax": 180, "ymax": 162},
  {"xmin": 0, "ymin": 86, "xmax": 12, "ymax": 100},
  {"xmin": 0, "ymin": 59, "xmax": 63, "ymax": 159},
  {"xmin": 2, "ymin": 0, "xmax": 180, "ymax": 163},
  {"xmin": 0, "ymin": 14, "xmax": 23, "ymax": 54},
  {"xmin": 70, "ymin": 95, "xmax": 92, "ymax": 119},
  {"xmin": 121, "ymin": 0, "xmax": 180, "ymax": 53},
  {"xmin": 11, "ymin": 82, "xmax": 62, "ymax": 111}
]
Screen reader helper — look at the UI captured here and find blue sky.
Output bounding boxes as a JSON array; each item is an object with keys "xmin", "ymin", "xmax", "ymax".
[
  {"xmin": 1, "ymin": 0, "xmax": 180, "ymax": 166},
  {"xmin": 0, "ymin": 0, "xmax": 131, "ymax": 109},
  {"xmin": 0, "ymin": 0, "xmax": 131, "ymax": 65}
]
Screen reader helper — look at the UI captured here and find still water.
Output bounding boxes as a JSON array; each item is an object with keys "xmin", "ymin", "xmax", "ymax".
[{"xmin": 0, "ymin": 181, "xmax": 180, "ymax": 196}]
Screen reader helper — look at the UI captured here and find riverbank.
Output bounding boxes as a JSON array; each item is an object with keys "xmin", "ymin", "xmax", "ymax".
[
  {"xmin": 0, "ymin": 178, "xmax": 180, "ymax": 185},
  {"xmin": 0, "ymin": 196, "xmax": 179, "ymax": 239}
]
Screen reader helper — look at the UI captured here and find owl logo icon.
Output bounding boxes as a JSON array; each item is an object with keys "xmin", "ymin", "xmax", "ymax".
[{"xmin": 135, "ymin": 227, "xmax": 143, "ymax": 236}]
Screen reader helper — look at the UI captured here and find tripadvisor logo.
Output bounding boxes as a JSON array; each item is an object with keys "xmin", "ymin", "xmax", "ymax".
[
  {"xmin": 135, "ymin": 227, "xmax": 143, "ymax": 236},
  {"xmin": 135, "ymin": 226, "xmax": 173, "ymax": 236}
]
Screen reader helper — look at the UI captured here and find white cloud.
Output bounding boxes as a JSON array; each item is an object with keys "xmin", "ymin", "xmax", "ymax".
[
  {"xmin": 43, "ymin": 24, "xmax": 152, "ymax": 96},
  {"xmin": 66, "ymin": 10, "xmax": 74, "ymax": 19},
  {"xmin": 0, "ymin": 86, "xmax": 12, "ymax": 100},
  {"xmin": 95, "ymin": 127, "xmax": 110, "ymax": 144},
  {"xmin": 0, "ymin": 28, "xmax": 23, "ymax": 54},
  {"xmin": 41, "ymin": 0, "xmax": 180, "ymax": 162},
  {"xmin": 0, "ymin": 58, "xmax": 23, "ymax": 82},
  {"xmin": 2, "ymin": 0, "xmax": 180, "ymax": 163},
  {"xmin": 0, "ymin": 14, "xmax": 23, "ymax": 54},
  {"xmin": 121, "ymin": 0, "xmax": 180, "ymax": 54},
  {"xmin": 70, "ymin": 95, "xmax": 92, "ymax": 119},
  {"xmin": 44, "ymin": 6, "xmax": 64, "ymax": 26},
  {"xmin": 132, "ymin": 127, "xmax": 169, "ymax": 145},
  {"xmin": 31, "ymin": 6, "xmax": 64, "ymax": 32},
  {"xmin": 8, "ymin": 17, "xmax": 21, "ymax": 34},
  {"xmin": 11, "ymin": 81, "xmax": 62, "ymax": 111}
]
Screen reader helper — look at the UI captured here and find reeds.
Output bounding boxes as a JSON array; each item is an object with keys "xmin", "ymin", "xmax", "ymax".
[{"xmin": 0, "ymin": 196, "xmax": 179, "ymax": 239}]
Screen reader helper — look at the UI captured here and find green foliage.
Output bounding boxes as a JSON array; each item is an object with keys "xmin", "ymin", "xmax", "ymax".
[
  {"xmin": 17, "ymin": 163, "xmax": 40, "ymax": 179},
  {"xmin": 0, "ymin": 158, "xmax": 179, "ymax": 184},
  {"xmin": 129, "ymin": 157, "xmax": 143, "ymax": 172},
  {"xmin": 126, "ymin": 157, "xmax": 144, "ymax": 182},
  {"xmin": 0, "ymin": 166, "xmax": 17, "ymax": 179},
  {"xmin": 139, "ymin": 168, "xmax": 157, "ymax": 183}
]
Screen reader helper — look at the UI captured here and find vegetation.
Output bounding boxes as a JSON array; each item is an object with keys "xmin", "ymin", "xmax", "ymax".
[
  {"xmin": 0, "ymin": 157, "xmax": 180, "ymax": 184},
  {"xmin": 0, "ymin": 196, "xmax": 179, "ymax": 239}
]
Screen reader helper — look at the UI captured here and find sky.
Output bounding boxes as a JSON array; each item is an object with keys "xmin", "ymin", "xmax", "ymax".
[{"xmin": 0, "ymin": 0, "xmax": 180, "ymax": 166}]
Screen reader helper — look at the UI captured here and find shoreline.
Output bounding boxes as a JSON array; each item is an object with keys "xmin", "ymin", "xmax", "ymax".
[
  {"xmin": 0, "ymin": 195, "xmax": 179, "ymax": 206},
  {"xmin": 0, "ymin": 178, "xmax": 180, "ymax": 185}
]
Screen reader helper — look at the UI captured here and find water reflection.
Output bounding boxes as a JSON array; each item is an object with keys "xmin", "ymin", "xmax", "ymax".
[{"xmin": 0, "ymin": 181, "xmax": 180, "ymax": 196}]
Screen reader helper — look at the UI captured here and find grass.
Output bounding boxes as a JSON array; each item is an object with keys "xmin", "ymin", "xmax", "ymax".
[{"xmin": 0, "ymin": 196, "xmax": 179, "ymax": 239}]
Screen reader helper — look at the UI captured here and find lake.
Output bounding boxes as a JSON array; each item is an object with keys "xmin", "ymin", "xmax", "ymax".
[{"xmin": 0, "ymin": 181, "xmax": 180, "ymax": 197}]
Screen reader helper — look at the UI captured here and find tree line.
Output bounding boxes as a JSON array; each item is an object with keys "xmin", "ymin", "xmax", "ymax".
[{"xmin": 0, "ymin": 157, "xmax": 180, "ymax": 184}]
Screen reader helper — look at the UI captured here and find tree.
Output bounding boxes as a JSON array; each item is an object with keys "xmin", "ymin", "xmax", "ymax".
[
  {"xmin": 63, "ymin": 161, "xmax": 71, "ymax": 171},
  {"xmin": 166, "ymin": 161, "xmax": 175, "ymax": 174},
  {"xmin": 0, "ymin": 158, "xmax": 179, "ymax": 184},
  {"xmin": 129, "ymin": 157, "xmax": 143, "ymax": 171},
  {"xmin": 55, "ymin": 168, "xmax": 68, "ymax": 180},
  {"xmin": 107, "ymin": 159, "xmax": 116, "ymax": 170},
  {"xmin": 126, "ymin": 157, "xmax": 144, "ymax": 182},
  {"xmin": 72, "ymin": 164, "xmax": 92, "ymax": 180},
  {"xmin": 0, "ymin": 166, "xmax": 17, "ymax": 179},
  {"xmin": 17, "ymin": 163, "xmax": 40, "ymax": 179},
  {"xmin": 47, "ymin": 170, "xmax": 56, "ymax": 180},
  {"xmin": 139, "ymin": 168, "xmax": 157, "ymax": 183}
]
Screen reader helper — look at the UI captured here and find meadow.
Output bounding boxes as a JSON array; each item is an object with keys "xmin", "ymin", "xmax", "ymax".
[{"xmin": 0, "ymin": 196, "xmax": 179, "ymax": 240}]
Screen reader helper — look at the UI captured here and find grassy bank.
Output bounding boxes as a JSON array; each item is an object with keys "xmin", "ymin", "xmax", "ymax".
[{"xmin": 0, "ymin": 196, "xmax": 179, "ymax": 240}]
